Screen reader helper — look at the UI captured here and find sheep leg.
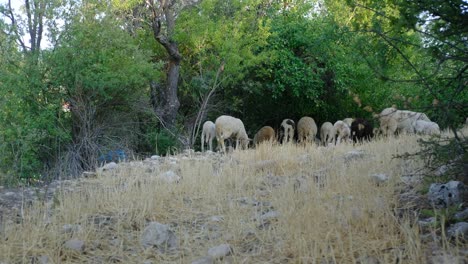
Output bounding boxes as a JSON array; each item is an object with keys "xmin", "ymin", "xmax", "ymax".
[
  {"xmin": 201, "ymin": 132, "xmax": 205, "ymax": 152},
  {"xmin": 217, "ymin": 137, "xmax": 225, "ymax": 153},
  {"xmin": 209, "ymin": 138, "xmax": 213, "ymax": 152}
]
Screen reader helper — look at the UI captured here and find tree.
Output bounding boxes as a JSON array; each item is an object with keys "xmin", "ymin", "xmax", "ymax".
[
  {"xmin": 115, "ymin": 0, "xmax": 200, "ymax": 130},
  {"xmin": 49, "ymin": 2, "xmax": 155, "ymax": 174}
]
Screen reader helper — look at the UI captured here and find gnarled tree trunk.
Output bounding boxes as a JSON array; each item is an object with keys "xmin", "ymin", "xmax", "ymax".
[{"xmin": 148, "ymin": 0, "xmax": 183, "ymax": 130}]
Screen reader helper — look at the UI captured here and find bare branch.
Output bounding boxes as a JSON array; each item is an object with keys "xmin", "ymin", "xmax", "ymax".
[{"xmin": 5, "ymin": 0, "xmax": 27, "ymax": 51}]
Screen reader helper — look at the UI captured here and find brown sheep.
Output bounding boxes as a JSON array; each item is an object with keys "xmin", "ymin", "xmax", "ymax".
[{"xmin": 253, "ymin": 126, "xmax": 276, "ymax": 145}]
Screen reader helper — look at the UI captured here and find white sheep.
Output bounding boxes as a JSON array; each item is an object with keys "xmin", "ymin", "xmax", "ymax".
[
  {"xmin": 201, "ymin": 121, "xmax": 216, "ymax": 152},
  {"xmin": 343, "ymin": 118, "xmax": 354, "ymax": 128},
  {"xmin": 379, "ymin": 107, "xmax": 431, "ymax": 136},
  {"xmin": 398, "ymin": 118, "xmax": 416, "ymax": 134},
  {"xmin": 215, "ymin": 115, "xmax": 250, "ymax": 153},
  {"xmin": 297, "ymin": 116, "xmax": 317, "ymax": 144},
  {"xmin": 414, "ymin": 120, "xmax": 441, "ymax": 136},
  {"xmin": 320, "ymin": 122, "xmax": 335, "ymax": 146},
  {"xmin": 254, "ymin": 126, "xmax": 276, "ymax": 145},
  {"xmin": 333, "ymin": 120, "xmax": 351, "ymax": 145},
  {"xmin": 280, "ymin": 119, "xmax": 295, "ymax": 144},
  {"xmin": 379, "ymin": 116, "xmax": 397, "ymax": 136}
]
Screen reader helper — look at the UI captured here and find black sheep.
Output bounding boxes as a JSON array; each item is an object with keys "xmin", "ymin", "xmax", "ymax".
[{"xmin": 351, "ymin": 118, "xmax": 374, "ymax": 143}]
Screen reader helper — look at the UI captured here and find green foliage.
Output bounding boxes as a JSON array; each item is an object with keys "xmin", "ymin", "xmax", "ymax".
[
  {"xmin": 0, "ymin": 1, "xmax": 157, "ymax": 183},
  {"xmin": 420, "ymin": 205, "xmax": 464, "ymax": 226}
]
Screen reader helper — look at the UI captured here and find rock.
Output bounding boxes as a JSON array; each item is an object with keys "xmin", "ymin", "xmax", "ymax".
[
  {"xmin": 207, "ymin": 244, "xmax": 232, "ymax": 259},
  {"xmin": 428, "ymin": 254, "xmax": 466, "ymax": 264},
  {"xmin": 82, "ymin": 171, "xmax": 96, "ymax": 178},
  {"xmin": 89, "ymin": 214, "xmax": 115, "ymax": 227},
  {"xmin": 38, "ymin": 255, "xmax": 49, "ymax": 264},
  {"xmin": 140, "ymin": 222, "xmax": 178, "ymax": 252},
  {"xmin": 434, "ymin": 165, "xmax": 450, "ymax": 176},
  {"xmin": 102, "ymin": 162, "xmax": 118, "ymax": 171},
  {"xmin": 209, "ymin": 215, "xmax": 224, "ymax": 222},
  {"xmin": 158, "ymin": 170, "xmax": 180, "ymax": 183},
  {"xmin": 370, "ymin": 173, "xmax": 389, "ymax": 185},
  {"xmin": 446, "ymin": 222, "xmax": 468, "ymax": 239},
  {"xmin": 151, "ymin": 155, "xmax": 160, "ymax": 160},
  {"xmin": 64, "ymin": 239, "xmax": 85, "ymax": 252},
  {"xmin": 418, "ymin": 217, "xmax": 436, "ymax": 227},
  {"xmin": 428, "ymin": 181, "xmax": 466, "ymax": 208},
  {"xmin": 259, "ymin": 210, "xmax": 280, "ymax": 221},
  {"xmin": 191, "ymin": 256, "xmax": 214, "ymax": 264},
  {"xmin": 454, "ymin": 208, "xmax": 468, "ymax": 221},
  {"xmin": 343, "ymin": 150, "xmax": 365, "ymax": 163},
  {"xmin": 62, "ymin": 224, "xmax": 82, "ymax": 234}
]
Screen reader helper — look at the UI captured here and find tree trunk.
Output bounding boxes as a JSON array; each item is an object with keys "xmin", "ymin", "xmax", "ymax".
[
  {"xmin": 150, "ymin": 57, "xmax": 181, "ymax": 129},
  {"xmin": 148, "ymin": 0, "xmax": 182, "ymax": 130}
]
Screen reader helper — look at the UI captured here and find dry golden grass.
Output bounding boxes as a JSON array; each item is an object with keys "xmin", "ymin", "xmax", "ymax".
[{"xmin": 0, "ymin": 131, "xmax": 466, "ymax": 263}]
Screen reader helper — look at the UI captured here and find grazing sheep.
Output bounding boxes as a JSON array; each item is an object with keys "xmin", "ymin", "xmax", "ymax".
[
  {"xmin": 254, "ymin": 126, "xmax": 276, "ymax": 145},
  {"xmin": 320, "ymin": 122, "xmax": 335, "ymax": 146},
  {"xmin": 280, "ymin": 119, "xmax": 295, "ymax": 144},
  {"xmin": 215, "ymin": 115, "xmax": 250, "ymax": 153},
  {"xmin": 333, "ymin": 120, "xmax": 351, "ymax": 145},
  {"xmin": 379, "ymin": 107, "xmax": 431, "ymax": 136},
  {"xmin": 398, "ymin": 118, "xmax": 416, "ymax": 134},
  {"xmin": 414, "ymin": 120, "xmax": 441, "ymax": 136},
  {"xmin": 297, "ymin": 116, "xmax": 318, "ymax": 144},
  {"xmin": 201, "ymin": 121, "xmax": 216, "ymax": 152},
  {"xmin": 351, "ymin": 118, "xmax": 374, "ymax": 143},
  {"xmin": 379, "ymin": 116, "xmax": 398, "ymax": 136},
  {"xmin": 343, "ymin": 118, "xmax": 354, "ymax": 128}
]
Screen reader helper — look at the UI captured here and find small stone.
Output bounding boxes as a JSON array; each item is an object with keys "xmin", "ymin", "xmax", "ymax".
[
  {"xmin": 343, "ymin": 150, "xmax": 365, "ymax": 163},
  {"xmin": 428, "ymin": 254, "xmax": 465, "ymax": 264},
  {"xmin": 370, "ymin": 174, "xmax": 389, "ymax": 185},
  {"xmin": 140, "ymin": 222, "xmax": 178, "ymax": 252},
  {"xmin": 191, "ymin": 256, "xmax": 214, "ymax": 264},
  {"xmin": 62, "ymin": 224, "xmax": 82, "ymax": 234},
  {"xmin": 64, "ymin": 239, "xmax": 85, "ymax": 252},
  {"xmin": 102, "ymin": 162, "xmax": 118, "ymax": 171},
  {"xmin": 207, "ymin": 244, "xmax": 232, "ymax": 259},
  {"xmin": 151, "ymin": 155, "xmax": 160, "ymax": 160},
  {"xmin": 454, "ymin": 208, "xmax": 468, "ymax": 221},
  {"xmin": 109, "ymin": 238, "xmax": 121, "ymax": 247},
  {"xmin": 260, "ymin": 211, "xmax": 280, "ymax": 221},
  {"xmin": 38, "ymin": 255, "xmax": 49, "ymax": 264},
  {"xmin": 428, "ymin": 181, "xmax": 466, "ymax": 208},
  {"xmin": 209, "ymin": 216, "xmax": 224, "ymax": 222},
  {"xmin": 158, "ymin": 170, "xmax": 180, "ymax": 183},
  {"xmin": 82, "ymin": 171, "xmax": 96, "ymax": 178},
  {"xmin": 418, "ymin": 217, "xmax": 436, "ymax": 227},
  {"xmin": 446, "ymin": 222, "xmax": 468, "ymax": 239}
]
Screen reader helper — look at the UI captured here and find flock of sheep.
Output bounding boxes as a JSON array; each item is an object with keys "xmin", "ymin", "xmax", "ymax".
[{"xmin": 201, "ymin": 107, "xmax": 442, "ymax": 153}]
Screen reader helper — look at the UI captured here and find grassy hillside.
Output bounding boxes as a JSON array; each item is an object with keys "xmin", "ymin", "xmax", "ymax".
[{"xmin": 0, "ymin": 132, "xmax": 466, "ymax": 263}]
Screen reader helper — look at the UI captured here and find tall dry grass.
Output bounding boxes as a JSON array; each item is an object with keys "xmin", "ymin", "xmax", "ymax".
[{"xmin": 0, "ymin": 132, "xmax": 465, "ymax": 263}]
